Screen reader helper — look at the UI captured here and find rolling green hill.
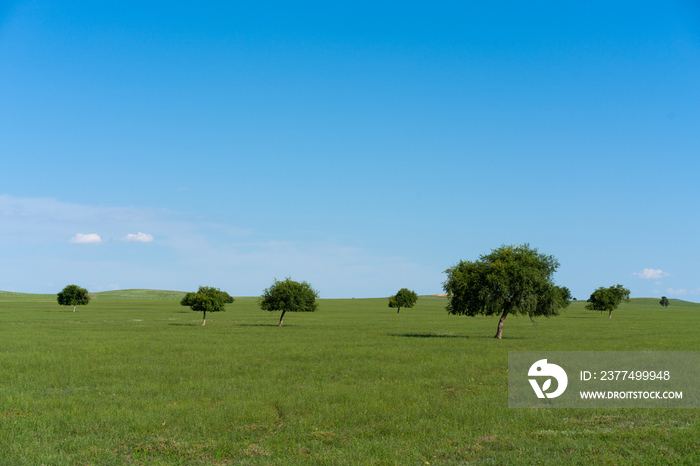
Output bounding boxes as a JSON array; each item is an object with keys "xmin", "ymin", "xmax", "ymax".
[
  {"xmin": 3, "ymin": 289, "xmax": 696, "ymax": 305},
  {"xmin": 0, "ymin": 289, "xmax": 189, "ymax": 301},
  {"xmin": 89, "ymin": 289, "xmax": 188, "ymax": 300}
]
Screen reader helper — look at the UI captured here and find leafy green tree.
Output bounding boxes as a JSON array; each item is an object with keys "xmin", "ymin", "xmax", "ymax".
[
  {"xmin": 659, "ymin": 296, "xmax": 670, "ymax": 308},
  {"xmin": 585, "ymin": 285, "xmax": 630, "ymax": 318},
  {"xmin": 180, "ymin": 286, "xmax": 232, "ymax": 326},
  {"xmin": 260, "ymin": 278, "xmax": 318, "ymax": 326},
  {"xmin": 222, "ymin": 291, "xmax": 235, "ymax": 303},
  {"xmin": 388, "ymin": 288, "xmax": 418, "ymax": 313},
  {"xmin": 57, "ymin": 284, "xmax": 90, "ymax": 312},
  {"xmin": 443, "ymin": 244, "xmax": 571, "ymax": 339}
]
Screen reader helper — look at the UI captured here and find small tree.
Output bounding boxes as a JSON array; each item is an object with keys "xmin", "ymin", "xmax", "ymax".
[
  {"xmin": 388, "ymin": 288, "xmax": 418, "ymax": 313},
  {"xmin": 585, "ymin": 285, "xmax": 630, "ymax": 318},
  {"xmin": 443, "ymin": 244, "xmax": 570, "ymax": 339},
  {"xmin": 180, "ymin": 286, "xmax": 232, "ymax": 326},
  {"xmin": 57, "ymin": 284, "xmax": 90, "ymax": 312},
  {"xmin": 659, "ymin": 296, "xmax": 670, "ymax": 308},
  {"xmin": 260, "ymin": 278, "xmax": 318, "ymax": 326}
]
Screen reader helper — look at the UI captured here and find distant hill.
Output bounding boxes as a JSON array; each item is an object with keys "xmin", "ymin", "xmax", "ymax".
[
  {"xmin": 0, "ymin": 291, "xmax": 53, "ymax": 298},
  {"xmin": 89, "ymin": 289, "xmax": 258, "ymax": 300},
  {"xmin": 1, "ymin": 290, "xmax": 698, "ymax": 304},
  {"xmin": 0, "ymin": 289, "xmax": 188, "ymax": 300},
  {"xmin": 570, "ymin": 297, "xmax": 699, "ymax": 308},
  {"xmin": 90, "ymin": 289, "xmax": 187, "ymax": 300}
]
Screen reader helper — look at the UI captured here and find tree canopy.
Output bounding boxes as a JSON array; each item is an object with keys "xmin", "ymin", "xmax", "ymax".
[
  {"xmin": 659, "ymin": 296, "xmax": 670, "ymax": 308},
  {"xmin": 259, "ymin": 278, "xmax": 318, "ymax": 326},
  {"xmin": 180, "ymin": 286, "xmax": 232, "ymax": 326},
  {"xmin": 443, "ymin": 244, "xmax": 571, "ymax": 339},
  {"xmin": 388, "ymin": 288, "xmax": 418, "ymax": 313},
  {"xmin": 585, "ymin": 284, "xmax": 630, "ymax": 318},
  {"xmin": 57, "ymin": 284, "xmax": 90, "ymax": 312},
  {"xmin": 222, "ymin": 291, "xmax": 235, "ymax": 303}
]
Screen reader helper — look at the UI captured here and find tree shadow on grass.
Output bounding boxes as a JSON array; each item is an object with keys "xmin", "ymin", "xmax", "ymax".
[
  {"xmin": 168, "ymin": 323, "xmax": 198, "ymax": 327},
  {"xmin": 390, "ymin": 333, "xmax": 527, "ymax": 340},
  {"xmin": 472, "ymin": 335, "xmax": 527, "ymax": 339},
  {"xmin": 238, "ymin": 323, "xmax": 289, "ymax": 327},
  {"xmin": 389, "ymin": 333, "xmax": 470, "ymax": 339}
]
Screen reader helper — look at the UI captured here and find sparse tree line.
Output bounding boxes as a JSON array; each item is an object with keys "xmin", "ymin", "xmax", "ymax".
[
  {"xmin": 56, "ymin": 278, "xmax": 319, "ymax": 327},
  {"xmin": 56, "ymin": 244, "xmax": 668, "ymax": 338}
]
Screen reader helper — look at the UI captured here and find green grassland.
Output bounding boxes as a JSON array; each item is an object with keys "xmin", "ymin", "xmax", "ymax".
[{"xmin": 0, "ymin": 292, "xmax": 698, "ymax": 465}]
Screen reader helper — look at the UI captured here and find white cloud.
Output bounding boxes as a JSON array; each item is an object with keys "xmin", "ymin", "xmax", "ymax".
[
  {"xmin": 124, "ymin": 232, "xmax": 154, "ymax": 243},
  {"xmin": 690, "ymin": 288, "xmax": 700, "ymax": 295},
  {"xmin": 0, "ymin": 195, "xmax": 163, "ymax": 246},
  {"xmin": 632, "ymin": 268, "xmax": 669, "ymax": 279},
  {"xmin": 69, "ymin": 233, "xmax": 102, "ymax": 244},
  {"xmin": 654, "ymin": 281, "xmax": 663, "ymax": 285},
  {"xmin": 666, "ymin": 288, "xmax": 687, "ymax": 295},
  {"xmin": 0, "ymin": 195, "xmax": 438, "ymax": 297}
]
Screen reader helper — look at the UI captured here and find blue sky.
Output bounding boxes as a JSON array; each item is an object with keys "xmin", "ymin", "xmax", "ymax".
[{"xmin": 1, "ymin": 1, "xmax": 699, "ymax": 299}]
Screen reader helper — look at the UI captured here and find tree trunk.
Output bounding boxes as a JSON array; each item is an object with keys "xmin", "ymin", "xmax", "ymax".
[
  {"xmin": 202, "ymin": 310, "xmax": 206, "ymax": 326},
  {"xmin": 608, "ymin": 310, "xmax": 612, "ymax": 319},
  {"xmin": 73, "ymin": 305, "xmax": 76, "ymax": 312},
  {"xmin": 279, "ymin": 310, "xmax": 286, "ymax": 326},
  {"xmin": 495, "ymin": 309, "xmax": 508, "ymax": 339},
  {"xmin": 397, "ymin": 307, "xmax": 400, "ymax": 313}
]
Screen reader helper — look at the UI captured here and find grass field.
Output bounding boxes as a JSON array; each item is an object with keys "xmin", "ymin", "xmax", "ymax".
[{"xmin": 0, "ymin": 292, "xmax": 698, "ymax": 465}]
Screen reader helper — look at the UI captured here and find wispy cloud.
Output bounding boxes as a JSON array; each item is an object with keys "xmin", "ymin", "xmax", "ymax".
[
  {"xmin": 0, "ymin": 194, "xmax": 164, "ymax": 245},
  {"xmin": 0, "ymin": 195, "xmax": 439, "ymax": 297},
  {"xmin": 666, "ymin": 288, "xmax": 687, "ymax": 295},
  {"xmin": 632, "ymin": 268, "xmax": 670, "ymax": 279},
  {"xmin": 124, "ymin": 232, "xmax": 153, "ymax": 243},
  {"xmin": 69, "ymin": 233, "xmax": 102, "ymax": 244}
]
